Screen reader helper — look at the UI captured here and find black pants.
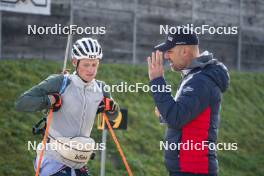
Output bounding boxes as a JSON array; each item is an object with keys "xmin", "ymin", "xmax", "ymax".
[
  {"xmin": 51, "ymin": 166, "xmax": 90, "ymax": 176},
  {"xmin": 169, "ymin": 172, "xmax": 217, "ymax": 176}
]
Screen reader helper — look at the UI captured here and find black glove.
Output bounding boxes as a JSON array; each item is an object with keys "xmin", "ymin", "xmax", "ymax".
[
  {"xmin": 108, "ymin": 99, "xmax": 118, "ymax": 113},
  {"xmin": 96, "ymin": 98, "xmax": 118, "ymax": 114},
  {"xmin": 50, "ymin": 93, "xmax": 62, "ymax": 112}
]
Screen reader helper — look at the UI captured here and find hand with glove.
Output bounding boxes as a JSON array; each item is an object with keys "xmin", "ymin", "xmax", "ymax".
[
  {"xmin": 48, "ymin": 93, "xmax": 62, "ymax": 112},
  {"xmin": 97, "ymin": 97, "xmax": 118, "ymax": 114}
]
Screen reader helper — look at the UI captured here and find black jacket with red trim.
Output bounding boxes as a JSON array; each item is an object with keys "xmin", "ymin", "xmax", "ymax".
[{"xmin": 150, "ymin": 52, "xmax": 230, "ymax": 174}]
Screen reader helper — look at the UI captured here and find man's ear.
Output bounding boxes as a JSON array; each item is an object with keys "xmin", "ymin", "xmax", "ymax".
[
  {"xmin": 182, "ymin": 46, "xmax": 187, "ymax": 55},
  {"xmin": 72, "ymin": 58, "xmax": 77, "ymax": 67},
  {"xmin": 182, "ymin": 46, "xmax": 190, "ymax": 58},
  {"xmin": 177, "ymin": 46, "xmax": 184, "ymax": 57}
]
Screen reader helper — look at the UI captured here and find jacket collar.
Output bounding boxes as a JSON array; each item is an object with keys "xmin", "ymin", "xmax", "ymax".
[
  {"xmin": 70, "ymin": 74, "xmax": 97, "ymax": 91},
  {"xmin": 181, "ymin": 51, "xmax": 217, "ymax": 77}
]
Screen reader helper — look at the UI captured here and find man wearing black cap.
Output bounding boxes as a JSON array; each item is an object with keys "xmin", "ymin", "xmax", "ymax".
[{"xmin": 147, "ymin": 28, "xmax": 230, "ymax": 176}]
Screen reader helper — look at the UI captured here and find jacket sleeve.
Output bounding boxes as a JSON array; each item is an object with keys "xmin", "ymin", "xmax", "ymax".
[
  {"xmin": 15, "ymin": 74, "xmax": 64, "ymax": 112},
  {"xmin": 150, "ymin": 76, "xmax": 211, "ymax": 129}
]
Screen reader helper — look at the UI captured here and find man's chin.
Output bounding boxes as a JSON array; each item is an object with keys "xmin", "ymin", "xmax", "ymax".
[{"xmin": 83, "ymin": 76, "xmax": 95, "ymax": 83}]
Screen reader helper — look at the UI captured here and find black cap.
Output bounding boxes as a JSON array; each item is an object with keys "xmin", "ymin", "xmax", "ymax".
[{"xmin": 154, "ymin": 27, "xmax": 199, "ymax": 51}]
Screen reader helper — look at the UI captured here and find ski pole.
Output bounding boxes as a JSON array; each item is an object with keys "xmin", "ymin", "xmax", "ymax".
[
  {"xmin": 102, "ymin": 112, "xmax": 133, "ymax": 176},
  {"xmin": 35, "ymin": 110, "xmax": 53, "ymax": 176}
]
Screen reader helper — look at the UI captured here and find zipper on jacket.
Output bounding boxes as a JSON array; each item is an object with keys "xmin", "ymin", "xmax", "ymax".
[{"xmin": 78, "ymin": 86, "xmax": 87, "ymax": 135}]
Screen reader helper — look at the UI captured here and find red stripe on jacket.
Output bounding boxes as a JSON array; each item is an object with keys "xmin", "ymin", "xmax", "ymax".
[{"xmin": 179, "ymin": 106, "xmax": 211, "ymax": 174}]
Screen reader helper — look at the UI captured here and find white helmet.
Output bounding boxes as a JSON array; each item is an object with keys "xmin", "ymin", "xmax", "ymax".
[{"xmin": 72, "ymin": 38, "xmax": 103, "ymax": 60}]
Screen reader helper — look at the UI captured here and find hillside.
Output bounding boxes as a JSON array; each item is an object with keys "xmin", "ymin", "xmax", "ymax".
[{"xmin": 0, "ymin": 59, "xmax": 263, "ymax": 176}]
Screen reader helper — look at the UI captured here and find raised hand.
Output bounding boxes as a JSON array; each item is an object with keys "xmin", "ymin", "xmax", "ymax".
[{"xmin": 147, "ymin": 50, "xmax": 164, "ymax": 81}]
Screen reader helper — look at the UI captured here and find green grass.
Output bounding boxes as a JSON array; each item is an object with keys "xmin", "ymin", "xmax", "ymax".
[{"xmin": 0, "ymin": 59, "xmax": 263, "ymax": 176}]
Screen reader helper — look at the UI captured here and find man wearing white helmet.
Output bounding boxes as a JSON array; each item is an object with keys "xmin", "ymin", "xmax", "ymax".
[{"xmin": 15, "ymin": 38, "xmax": 119, "ymax": 176}]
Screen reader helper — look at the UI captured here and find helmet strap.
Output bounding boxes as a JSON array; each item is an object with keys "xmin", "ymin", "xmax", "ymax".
[{"xmin": 76, "ymin": 60, "xmax": 80, "ymax": 68}]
